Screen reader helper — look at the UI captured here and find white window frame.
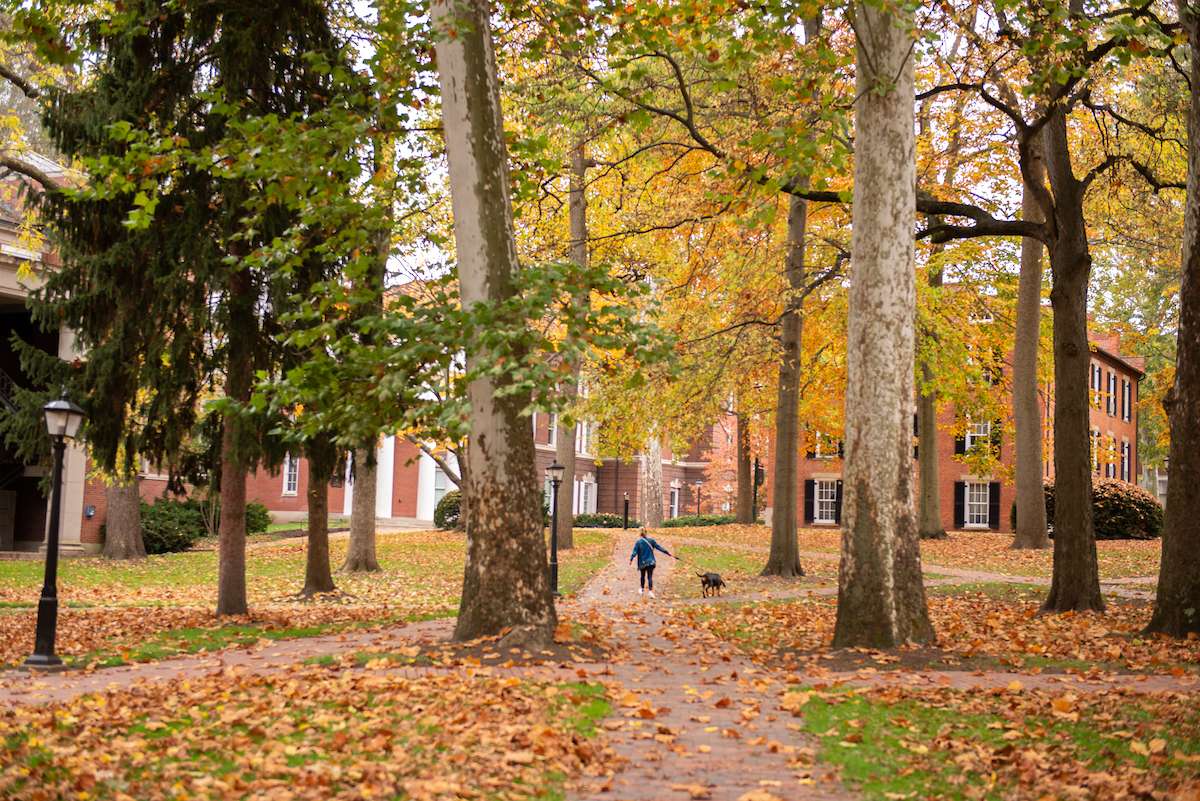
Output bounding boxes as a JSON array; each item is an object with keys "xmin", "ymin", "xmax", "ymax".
[
  {"xmin": 547, "ymin": 413, "xmax": 557, "ymax": 447},
  {"xmin": 576, "ymin": 421, "xmax": 594, "ymax": 458},
  {"xmin": 282, "ymin": 453, "xmax": 299, "ymax": 496},
  {"xmin": 814, "ymin": 479, "xmax": 839, "ymax": 525},
  {"xmin": 1120, "ymin": 439, "xmax": 1130, "ymax": 482},
  {"xmin": 1091, "ymin": 428, "xmax": 1101, "ymax": 473},
  {"xmin": 965, "ymin": 481, "xmax": 990, "ymax": 528},
  {"xmin": 669, "ymin": 487, "xmax": 680, "ymax": 519},
  {"xmin": 965, "ymin": 420, "xmax": 991, "ymax": 452},
  {"xmin": 433, "ymin": 466, "xmax": 450, "ymax": 507}
]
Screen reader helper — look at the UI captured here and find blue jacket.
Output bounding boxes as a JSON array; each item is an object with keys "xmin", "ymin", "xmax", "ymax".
[{"xmin": 630, "ymin": 536, "xmax": 671, "ymax": 569}]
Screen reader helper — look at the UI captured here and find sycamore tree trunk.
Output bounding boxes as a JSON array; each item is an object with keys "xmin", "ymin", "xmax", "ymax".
[
  {"xmin": 735, "ymin": 411, "xmax": 753, "ymax": 523},
  {"xmin": 1041, "ymin": 108, "xmax": 1104, "ymax": 613},
  {"xmin": 102, "ymin": 478, "xmax": 145, "ymax": 559},
  {"xmin": 434, "ymin": 0, "xmax": 556, "ymax": 647},
  {"xmin": 832, "ymin": 0, "xmax": 933, "ymax": 648},
  {"xmin": 1146, "ymin": 1, "xmax": 1200, "ymax": 637},
  {"xmin": 641, "ymin": 435, "xmax": 664, "ymax": 527},
  {"xmin": 216, "ymin": 268, "xmax": 253, "ymax": 617},
  {"xmin": 553, "ymin": 142, "xmax": 590, "ymax": 551},
  {"xmin": 917, "ymin": 263, "xmax": 946, "ymax": 540},
  {"xmin": 763, "ymin": 194, "xmax": 808, "ymax": 577},
  {"xmin": 343, "ymin": 446, "xmax": 381, "ymax": 572},
  {"xmin": 301, "ymin": 438, "xmax": 337, "ymax": 596},
  {"xmin": 1012, "ymin": 139, "xmax": 1050, "ymax": 550}
]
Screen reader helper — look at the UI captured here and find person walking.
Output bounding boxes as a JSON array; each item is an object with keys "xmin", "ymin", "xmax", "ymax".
[{"xmin": 630, "ymin": 529, "xmax": 676, "ymax": 598}]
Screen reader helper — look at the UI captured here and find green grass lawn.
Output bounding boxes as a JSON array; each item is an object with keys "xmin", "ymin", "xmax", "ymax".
[
  {"xmin": 789, "ymin": 686, "xmax": 1200, "ymax": 800},
  {"xmin": 0, "ymin": 529, "xmax": 614, "ymax": 668}
]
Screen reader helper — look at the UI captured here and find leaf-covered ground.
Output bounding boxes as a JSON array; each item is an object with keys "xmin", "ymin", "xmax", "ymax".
[
  {"xmin": 0, "ymin": 667, "xmax": 612, "ymax": 801},
  {"xmin": 669, "ymin": 542, "xmax": 839, "ymax": 600},
  {"xmin": 782, "ymin": 684, "xmax": 1200, "ymax": 800},
  {"xmin": 654, "ymin": 524, "xmax": 1162, "ymax": 580},
  {"xmin": 676, "ymin": 593, "xmax": 1200, "ymax": 675},
  {"xmin": 0, "ymin": 529, "xmax": 613, "ymax": 668}
]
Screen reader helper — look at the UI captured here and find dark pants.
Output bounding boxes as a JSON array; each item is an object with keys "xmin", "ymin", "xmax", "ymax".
[{"xmin": 639, "ymin": 564, "xmax": 655, "ymax": 590}]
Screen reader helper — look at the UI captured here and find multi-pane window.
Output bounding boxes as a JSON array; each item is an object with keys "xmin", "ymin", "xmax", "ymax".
[
  {"xmin": 1122, "ymin": 380, "xmax": 1132, "ymax": 422},
  {"xmin": 283, "ymin": 453, "xmax": 299, "ymax": 496},
  {"xmin": 1091, "ymin": 428, "xmax": 1101, "ymax": 473},
  {"xmin": 669, "ymin": 488, "xmax": 680, "ymax": 518},
  {"xmin": 576, "ymin": 421, "xmax": 594, "ymax": 457},
  {"xmin": 965, "ymin": 420, "xmax": 991, "ymax": 452},
  {"xmin": 1107, "ymin": 372, "xmax": 1115, "ymax": 415},
  {"xmin": 434, "ymin": 466, "xmax": 450, "ymax": 507},
  {"xmin": 966, "ymin": 482, "xmax": 990, "ymax": 526},
  {"xmin": 1120, "ymin": 440, "xmax": 1130, "ymax": 482},
  {"xmin": 815, "ymin": 480, "xmax": 839, "ymax": 524},
  {"xmin": 547, "ymin": 413, "xmax": 557, "ymax": 447}
]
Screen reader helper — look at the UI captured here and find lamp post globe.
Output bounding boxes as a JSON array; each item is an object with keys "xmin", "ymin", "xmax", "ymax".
[
  {"xmin": 546, "ymin": 462, "xmax": 564, "ymax": 597},
  {"xmin": 25, "ymin": 395, "xmax": 86, "ymax": 671}
]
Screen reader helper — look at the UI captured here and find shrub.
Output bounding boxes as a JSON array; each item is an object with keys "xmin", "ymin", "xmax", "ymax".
[
  {"xmin": 573, "ymin": 513, "xmax": 640, "ymax": 529},
  {"xmin": 245, "ymin": 502, "xmax": 272, "ymax": 534},
  {"xmin": 661, "ymin": 514, "xmax": 738, "ymax": 528},
  {"xmin": 140, "ymin": 498, "xmax": 206, "ymax": 554},
  {"xmin": 435, "ymin": 490, "xmax": 462, "ymax": 530},
  {"xmin": 1012, "ymin": 479, "xmax": 1162, "ymax": 540}
]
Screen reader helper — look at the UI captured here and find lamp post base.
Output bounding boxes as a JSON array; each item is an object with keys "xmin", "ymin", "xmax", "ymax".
[{"xmin": 23, "ymin": 653, "xmax": 66, "ymax": 672}]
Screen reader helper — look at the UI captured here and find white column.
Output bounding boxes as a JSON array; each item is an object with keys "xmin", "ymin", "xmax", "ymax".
[
  {"xmin": 416, "ymin": 450, "xmax": 436, "ymax": 522},
  {"xmin": 56, "ymin": 326, "xmax": 85, "ymax": 548},
  {"xmin": 341, "ymin": 455, "xmax": 354, "ymax": 517},
  {"xmin": 375, "ymin": 435, "xmax": 395, "ymax": 519}
]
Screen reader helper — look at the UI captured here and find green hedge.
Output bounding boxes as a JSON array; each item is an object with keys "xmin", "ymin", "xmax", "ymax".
[
  {"xmin": 139, "ymin": 498, "xmax": 273, "ymax": 554},
  {"xmin": 573, "ymin": 513, "xmax": 640, "ymax": 529},
  {"xmin": 435, "ymin": 490, "xmax": 462, "ymax": 530},
  {"xmin": 661, "ymin": 514, "xmax": 738, "ymax": 528},
  {"xmin": 1012, "ymin": 478, "xmax": 1162, "ymax": 540}
]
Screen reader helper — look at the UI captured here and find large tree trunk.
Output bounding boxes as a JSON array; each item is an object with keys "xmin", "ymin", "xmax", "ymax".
[
  {"xmin": 762, "ymin": 194, "xmax": 807, "ymax": 577},
  {"xmin": 916, "ymin": 263, "xmax": 946, "ymax": 540},
  {"xmin": 735, "ymin": 411, "xmax": 753, "ymax": 523},
  {"xmin": 1011, "ymin": 138, "xmax": 1050, "ymax": 550},
  {"xmin": 1040, "ymin": 108, "xmax": 1104, "ymax": 613},
  {"xmin": 434, "ymin": 0, "xmax": 556, "ymax": 648},
  {"xmin": 216, "ymin": 269, "xmax": 253, "ymax": 617},
  {"xmin": 832, "ymin": 0, "xmax": 933, "ymax": 648},
  {"xmin": 342, "ymin": 446, "xmax": 381, "ymax": 572},
  {"xmin": 553, "ymin": 143, "xmax": 591, "ymax": 550},
  {"xmin": 1146, "ymin": 1, "xmax": 1200, "ymax": 638},
  {"xmin": 102, "ymin": 478, "xmax": 145, "ymax": 560},
  {"xmin": 301, "ymin": 439, "xmax": 337, "ymax": 596},
  {"xmin": 640, "ymin": 434, "xmax": 664, "ymax": 527}
]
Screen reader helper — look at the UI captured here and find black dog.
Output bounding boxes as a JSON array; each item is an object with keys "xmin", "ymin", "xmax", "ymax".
[{"xmin": 697, "ymin": 572, "xmax": 727, "ymax": 598}]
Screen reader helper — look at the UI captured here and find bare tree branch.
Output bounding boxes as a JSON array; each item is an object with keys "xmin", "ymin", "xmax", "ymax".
[{"xmin": 0, "ymin": 62, "xmax": 40, "ymax": 100}]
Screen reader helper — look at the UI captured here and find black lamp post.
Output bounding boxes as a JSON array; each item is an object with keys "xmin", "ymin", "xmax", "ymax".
[
  {"xmin": 694, "ymin": 479, "xmax": 703, "ymax": 516},
  {"xmin": 546, "ymin": 461, "xmax": 564, "ymax": 597},
  {"xmin": 753, "ymin": 458, "xmax": 765, "ymax": 520},
  {"xmin": 25, "ymin": 395, "xmax": 85, "ymax": 671},
  {"xmin": 623, "ymin": 491, "xmax": 629, "ymax": 530}
]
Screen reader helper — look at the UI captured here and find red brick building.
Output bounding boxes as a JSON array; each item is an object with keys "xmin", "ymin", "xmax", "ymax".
[{"xmin": 773, "ymin": 334, "xmax": 1144, "ymax": 533}]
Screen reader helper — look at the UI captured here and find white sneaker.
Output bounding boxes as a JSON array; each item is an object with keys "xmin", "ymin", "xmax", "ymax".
[
  {"xmin": 649, "ymin": 590, "xmax": 656, "ymax": 598},
  {"xmin": 638, "ymin": 588, "xmax": 643, "ymax": 595}
]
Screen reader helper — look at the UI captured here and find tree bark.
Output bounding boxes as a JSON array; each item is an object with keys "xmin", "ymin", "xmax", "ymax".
[
  {"xmin": 553, "ymin": 142, "xmax": 590, "ymax": 551},
  {"xmin": 1146, "ymin": 0, "xmax": 1200, "ymax": 638},
  {"xmin": 735, "ymin": 411, "xmax": 753, "ymax": 523},
  {"xmin": 640, "ymin": 435, "xmax": 664, "ymax": 527},
  {"xmin": 342, "ymin": 446, "xmax": 381, "ymax": 572},
  {"xmin": 216, "ymin": 268, "xmax": 253, "ymax": 617},
  {"xmin": 102, "ymin": 478, "xmax": 145, "ymax": 559},
  {"xmin": 762, "ymin": 193, "xmax": 807, "ymax": 577},
  {"xmin": 1040, "ymin": 107, "xmax": 1104, "ymax": 612},
  {"xmin": 1011, "ymin": 136, "xmax": 1050, "ymax": 550},
  {"xmin": 832, "ymin": 0, "xmax": 933, "ymax": 648},
  {"xmin": 916, "ymin": 265, "xmax": 946, "ymax": 540},
  {"xmin": 434, "ymin": 0, "xmax": 556, "ymax": 647},
  {"xmin": 301, "ymin": 438, "xmax": 337, "ymax": 596}
]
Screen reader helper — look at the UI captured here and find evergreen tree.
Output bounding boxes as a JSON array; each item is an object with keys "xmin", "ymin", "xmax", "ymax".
[{"xmin": 21, "ymin": 0, "xmax": 346, "ymax": 615}]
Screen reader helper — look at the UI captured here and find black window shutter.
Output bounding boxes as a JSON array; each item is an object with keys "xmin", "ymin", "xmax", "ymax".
[
  {"xmin": 991, "ymin": 419, "xmax": 1002, "ymax": 459},
  {"xmin": 954, "ymin": 434, "xmax": 966, "ymax": 455},
  {"xmin": 912, "ymin": 414, "xmax": 919, "ymax": 459},
  {"xmin": 803, "ymin": 480, "xmax": 815, "ymax": 524},
  {"xmin": 836, "ymin": 440, "xmax": 845, "ymax": 458},
  {"xmin": 834, "ymin": 480, "xmax": 844, "ymax": 524},
  {"xmin": 988, "ymin": 482, "xmax": 1001, "ymax": 530},
  {"xmin": 953, "ymin": 482, "xmax": 965, "ymax": 528}
]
